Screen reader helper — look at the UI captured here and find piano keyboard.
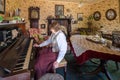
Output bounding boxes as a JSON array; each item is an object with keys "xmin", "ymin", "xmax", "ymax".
[
  {"xmin": 23, "ymin": 39, "xmax": 33, "ymax": 69},
  {"xmin": 13, "ymin": 39, "xmax": 33, "ymax": 72}
]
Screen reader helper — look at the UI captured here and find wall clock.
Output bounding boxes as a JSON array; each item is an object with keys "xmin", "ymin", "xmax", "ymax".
[
  {"xmin": 93, "ymin": 11, "xmax": 101, "ymax": 21},
  {"xmin": 29, "ymin": 7, "xmax": 40, "ymax": 19},
  {"xmin": 28, "ymin": 7, "xmax": 40, "ymax": 28},
  {"xmin": 106, "ymin": 9, "xmax": 117, "ymax": 21}
]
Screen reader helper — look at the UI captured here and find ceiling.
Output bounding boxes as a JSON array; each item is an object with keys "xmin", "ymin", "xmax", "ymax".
[{"xmin": 49, "ymin": 0, "xmax": 104, "ymax": 4}]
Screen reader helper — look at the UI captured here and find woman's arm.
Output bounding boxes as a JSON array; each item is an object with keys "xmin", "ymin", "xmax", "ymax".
[
  {"xmin": 33, "ymin": 34, "xmax": 53, "ymax": 47},
  {"xmin": 39, "ymin": 38, "xmax": 51, "ymax": 47},
  {"xmin": 39, "ymin": 36, "xmax": 52, "ymax": 47}
]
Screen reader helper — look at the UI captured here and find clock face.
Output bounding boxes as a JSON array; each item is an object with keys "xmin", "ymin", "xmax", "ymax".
[
  {"xmin": 106, "ymin": 9, "xmax": 117, "ymax": 20},
  {"xmin": 29, "ymin": 7, "xmax": 40, "ymax": 19},
  {"xmin": 31, "ymin": 10, "xmax": 38, "ymax": 19}
]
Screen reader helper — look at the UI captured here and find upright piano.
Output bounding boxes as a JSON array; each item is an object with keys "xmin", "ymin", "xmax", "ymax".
[{"xmin": 0, "ymin": 23, "xmax": 35, "ymax": 80}]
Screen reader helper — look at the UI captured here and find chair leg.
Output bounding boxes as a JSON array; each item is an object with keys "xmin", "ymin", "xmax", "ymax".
[{"xmin": 115, "ymin": 62, "xmax": 119, "ymax": 70}]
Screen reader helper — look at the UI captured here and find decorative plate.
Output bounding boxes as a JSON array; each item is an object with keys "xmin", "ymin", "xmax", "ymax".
[
  {"xmin": 93, "ymin": 11, "xmax": 101, "ymax": 21},
  {"xmin": 106, "ymin": 9, "xmax": 117, "ymax": 21}
]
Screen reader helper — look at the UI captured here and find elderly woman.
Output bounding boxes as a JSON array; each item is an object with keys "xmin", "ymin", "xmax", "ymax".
[{"xmin": 33, "ymin": 22, "xmax": 67, "ymax": 79}]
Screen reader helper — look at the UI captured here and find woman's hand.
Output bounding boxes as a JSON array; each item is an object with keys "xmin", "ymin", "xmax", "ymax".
[
  {"xmin": 53, "ymin": 61, "xmax": 59, "ymax": 69},
  {"xmin": 33, "ymin": 43, "xmax": 39, "ymax": 47}
]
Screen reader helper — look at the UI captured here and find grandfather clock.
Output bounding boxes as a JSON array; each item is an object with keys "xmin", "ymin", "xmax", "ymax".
[{"xmin": 29, "ymin": 7, "xmax": 40, "ymax": 28}]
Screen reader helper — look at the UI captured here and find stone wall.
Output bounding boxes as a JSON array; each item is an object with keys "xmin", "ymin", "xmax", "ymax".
[
  {"xmin": 1, "ymin": 0, "xmax": 120, "ymax": 33},
  {"xmin": 0, "ymin": 0, "xmax": 80, "ymax": 32},
  {"xmin": 79, "ymin": 0, "xmax": 120, "ymax": 33}
]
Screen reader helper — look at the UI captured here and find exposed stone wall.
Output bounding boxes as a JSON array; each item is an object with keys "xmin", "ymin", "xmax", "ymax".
[
  {"xmin": 79, "ymin": 0, "xmax": 120, "ymax": 33},
  {"xmin": 0, "ymin": 0, "xmax": 80, "ymax": 32},
  {"xmin": 1, "ymin": 0, "xmax": 120, "ymax": 33}
]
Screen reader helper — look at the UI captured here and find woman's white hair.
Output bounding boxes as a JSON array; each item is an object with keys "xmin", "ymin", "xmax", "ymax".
[{"xmin": 60, "ymin": 25, "xmax": 67, "ymax": 35}]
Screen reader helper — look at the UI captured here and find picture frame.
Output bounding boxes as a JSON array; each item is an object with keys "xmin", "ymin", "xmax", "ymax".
[
  {"xmin": 105, "ymin": 9, "xmax": 117, "ymax": 21},
  {"xmin": 77, "ymin": 13, "xmax": 83, "ymax": 21},
  {"xmin": 41, "ymin": 24, "xmax": 46, "ymax": 29},
  {"xmin": 112, "ymin": 31, "xmax": 120, "ymax": 48},
  {"xmin": 0, "ymin": 0, "xmax": 5, "ymax": 14},
  {"xmin": 55, "ymin": 5, "xmax": 64, "ymax": 16},
  {"xmin": 93, "ymin": 11, "xmax": 101, "ymax": 21}
]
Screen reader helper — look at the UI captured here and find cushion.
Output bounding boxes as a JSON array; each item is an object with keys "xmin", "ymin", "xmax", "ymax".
[{"xmin": 39, "ymin": 73, "xmax": 64, "ymax": 80}]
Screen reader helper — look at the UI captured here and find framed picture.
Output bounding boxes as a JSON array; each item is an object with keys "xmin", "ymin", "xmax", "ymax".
[
  {"xmin": 112, "ymin": 31, "xmax": 120, "ymax": 47},
  {"xmin": 106, "ymin": 9, "xmax": 117, "ymax": 21},
  {"xmin": 0, "ymin": 0, "xmax": 5, "ymax": 14},
  {"xmin": 93, "ymin": 11, "xmax": 101, "ymax": 21},
  {"xmin": 41, "ymin": 24, "xmax": 46, "ymax": 29},
  {"xmin": 77, "ymin": 13, "xmax": 83, "ymax": 21},
  {"xmin": 55, "ymin": 5, "xmax": 64, "ymax": 16}
]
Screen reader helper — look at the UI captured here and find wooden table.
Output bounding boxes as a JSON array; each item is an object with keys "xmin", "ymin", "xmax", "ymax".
[{"xmin": 70, "ymin": 35, "xmax": 120, "ymax": 80}]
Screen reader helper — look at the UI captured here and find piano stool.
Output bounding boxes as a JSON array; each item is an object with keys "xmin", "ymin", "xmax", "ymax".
[{"xmin": 54, "ymin": 58, "xmax": 67, "ymax": 80}]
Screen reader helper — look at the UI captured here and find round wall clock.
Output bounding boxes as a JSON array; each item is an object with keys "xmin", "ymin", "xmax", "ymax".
[
  {"xmin": 106, "ymin": 9, "xmax": 117, "ymax": 21},
  {"xmin": 93, "ymin": 11, "xmax": 101, "ymax": 21}
]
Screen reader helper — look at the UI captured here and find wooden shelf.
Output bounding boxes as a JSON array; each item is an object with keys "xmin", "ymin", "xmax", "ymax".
[
  {"xmin": 0, "ymin": 22, "xmax": 26, "ymax": 27},
  {"xmin": 0, "ymin": 22, "xmax": 26, "ymax": 34}
]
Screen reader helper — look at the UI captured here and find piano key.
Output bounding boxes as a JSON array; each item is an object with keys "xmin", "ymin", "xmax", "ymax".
[
  {"xmin": 18, "ymin": 57, "xmax": 25, "ymax": 60},
  {"xmin": 15, "ymin": 64, "xmax": 23, "ymax": 68},
  {"xmin": 15, "ymin": 63, "xmax": 24, "ymax": 66},
  {"xmin": 19, "ymin": 56, "xmax": 26, "ymax": 59},
  {"xmin": 13, "ymin": 67, "xmax": 23, "ymax": 70},
  {"xmin": 23, "ymin": 39, "xmax": 33, "ymax": 69},
  {"xmin": 13, "ymin": 67, "xmax": 23, "ymax": 72},
  {"xmin": 17, "ymin": 59, "xmax": 25, "ymax": 63},
  {"xmin": 13, "ymin": 68, "xmax": 23, "ymax": 72}
]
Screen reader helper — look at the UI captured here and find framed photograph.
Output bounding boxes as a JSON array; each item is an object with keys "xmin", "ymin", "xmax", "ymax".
[
  {"xmin": 93, "ymin": 11, "xmax": 101, "ymax": 21},
  {"xmin": 106, "ymin": 9, "xmax": 117, "ymax": 21},
  {"xmin": 0, "ymin": 0, "xmax": 5, "ymax": 14},
  {"xmin": 77, "ymin": 13, "xmax": 83, "ymax": 21},
  {"xmin": 55, "ymin": 5, "xmax": 64, "ymax": 16},
  {"xmin": 41, "ymin": 24, "xmax": 46, "ymax": 29}
]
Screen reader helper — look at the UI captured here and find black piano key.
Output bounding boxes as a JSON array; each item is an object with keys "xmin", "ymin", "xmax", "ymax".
[
  {"xmin": 15, "ymin": 64, "xmax": 23, "ymax": 68},
  {"xmin": 19, "ymin": 56, "xmax": 26, "ymax": 59},
  {"xmin": 13, "ymin": 67, "xmax": 23, "ymax": 71},
  {"xmin": 19, "ymin": 38, "xmax": 30, "ymax": 56},
  {"xmin": 17, "ymin": 59, "xmax": 25, "ymax": 63}
]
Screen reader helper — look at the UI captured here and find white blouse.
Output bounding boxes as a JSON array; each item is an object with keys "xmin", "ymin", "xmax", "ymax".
[{"xmin": 39, "ymin": 30, "xmax": 67, "ymax": 63}]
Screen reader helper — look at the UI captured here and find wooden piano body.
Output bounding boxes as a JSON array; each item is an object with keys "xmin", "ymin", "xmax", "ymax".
[{"xmin": 0, "ymin": 23, "xmax": 35, "ymax": 80}]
